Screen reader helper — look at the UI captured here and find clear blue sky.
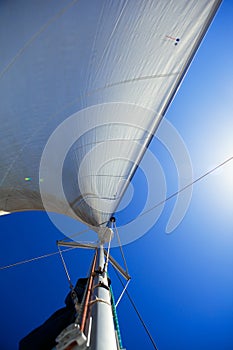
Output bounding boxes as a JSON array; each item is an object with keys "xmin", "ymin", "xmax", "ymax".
[{"xmin": 1, "ymin": 1, "xmax": 233, "ymax": 350}]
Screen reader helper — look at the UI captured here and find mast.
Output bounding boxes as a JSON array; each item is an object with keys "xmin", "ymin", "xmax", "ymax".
[
  {"xmin": 55, "ymin": 233, "xmax": 128, "ymax": 350},
  {"xmin": 89, "ymin": 244, "xmax": 118, "ymax": 350}
]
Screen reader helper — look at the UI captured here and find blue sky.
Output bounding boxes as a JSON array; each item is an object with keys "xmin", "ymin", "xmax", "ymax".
[{"xmin": 1, "ymin": 1, "xmax": 233, "ymax": 350}]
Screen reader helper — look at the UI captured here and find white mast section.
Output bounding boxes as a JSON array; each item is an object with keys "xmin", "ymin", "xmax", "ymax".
[
  {"xmin": 55, "ymin": 234, "xmax": 125, "ymax": 350},
  {"xmin": 89, "ymin": 244, "xmax": 118, "ymax": 350}
]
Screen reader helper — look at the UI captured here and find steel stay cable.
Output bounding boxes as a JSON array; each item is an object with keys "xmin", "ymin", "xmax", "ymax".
[
  {"xmin": 61, "ymin": 227, "xmax": 91, "ymax": 241},
  {"xmin": 134, "ymin": 155, "xmax": 233, "ymax": 221},
  {"xmin": 61, "ymin": 220, "xmax": 108, "ymax": 241},
  {"xmin": 0, "ymin": 247, "xmax": 75, "ymax": 270},
  {"xmin": 57, "ymin": 245, "xmax": 73, "ymax": 289},
  {"xmin": 0, "ymin": 221, "xmax": 107, "ymax": 270},
  {"xmin": 57, "ymin": 245, "xmax": 84, "ymax": 315},
  {"xmin": 112, "ymin": 266, "xmax": 159, "ymax": 350},
  {"xmin": 1, "ymin": 156, "xmax": 232, "ymax": 271},
  {"xmin": 114, "ymin": 221, "xmax": 129, "ymax": 275}
]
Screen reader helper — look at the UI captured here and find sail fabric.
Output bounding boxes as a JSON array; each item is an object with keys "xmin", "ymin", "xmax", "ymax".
[{"xmin": 0, "ymin": 0, "xmax": 221, "ymax": 233}]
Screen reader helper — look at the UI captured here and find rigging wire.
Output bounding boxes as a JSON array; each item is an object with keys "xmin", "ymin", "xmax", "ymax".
[
  {"xmin": 57, "ymin": 245, "xmax": 73, "ymax": 289},
  {"xmin": 61, "ymin": 227, "xmax": 91, "ymax": 241},
  {"xmin": 60, "ymin": 220, "xmax": 108, "ymax": 241},
  {"xmin": 1, "ymin": 156, "xmax": 232, "ymax": 271},
  {"xmin": 112, "ymin": 266, "xmax": 159, "ymax": 350},
  {"xmin": 57, "ymin": 245, "xmax": 85, "ymax": 314},
  {"xmin": 135, "ymin": 155, "xmax": 233, "ymax": 221},
  {"xmin": 0, "ymin": 247, "xmax": 75, "ymax": 271},
  {"xmin": 114, "ymin": 221, "xmax": 129, "ymax": 275}
]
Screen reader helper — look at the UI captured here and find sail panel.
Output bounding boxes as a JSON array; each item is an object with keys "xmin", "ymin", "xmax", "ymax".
[{"xmin": 0, "ymin": 0, "xmax": 221, "ymax": 230}]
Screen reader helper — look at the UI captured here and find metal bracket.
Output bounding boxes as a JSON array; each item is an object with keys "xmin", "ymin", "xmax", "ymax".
[
  {"xmin": 55, "ymin": 323, "xmax": 88, "ymax": 350},
  {"xmin": 57, "ymin": 240, "xmax": 131, "ymax": 281}
]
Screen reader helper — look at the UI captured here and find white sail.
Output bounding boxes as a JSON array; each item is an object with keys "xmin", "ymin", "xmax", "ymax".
[{"xmin": 0, "ymin": 0, "xmax": 221, "ymax": 235}]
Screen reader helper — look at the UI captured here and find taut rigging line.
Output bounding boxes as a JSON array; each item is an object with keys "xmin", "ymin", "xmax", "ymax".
[{"xmin": 0, "ymin": 155, "xmax": 232, "ymax": 271}]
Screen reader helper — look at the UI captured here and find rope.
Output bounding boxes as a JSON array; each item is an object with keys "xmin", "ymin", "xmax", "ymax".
[
  {"xmin": 109, "ymin": 282, "xmax": 123, "ymax": 349},
  {"xmin": 115, "ymin": 279, "xmax": 130, "ymax": 308},
  {"xmin": 62, "ymin": 227, "xmax": 92, "ymax": 241},
  {"xmin": 57, "ymin": 245, "xmax": 84, "ymax": 315},
  {"xmin": 79, "ymin": 250, "xmax": 97, "ymax": 331},
  {"xmin": 103, "ymin": 229, "xmax": 113, "ymax": 273},
  {"xmin": 113, "ymin": 266, "xmax": 159, "ymax": 350},
  {"xmin": 61, "ymin": 221, "xmax": 108, "ymax": 241},
  {"xmin": 1, "ymin": 157, "xmax": 232, "ymax": 272},
  {"xmin": 113, "ymin": 221, "xmax": 129, "ymax": 275},
  {"xmin": 135, "ymin": 155, "xmax": 233, "ymax": 221},
  {"xmin": 0, "ymin": 247, "xmax": 74, "ymax": 270},
  {"xmin": 58, "ymin": 245, "xmax": 73, "ymax": 289}
]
